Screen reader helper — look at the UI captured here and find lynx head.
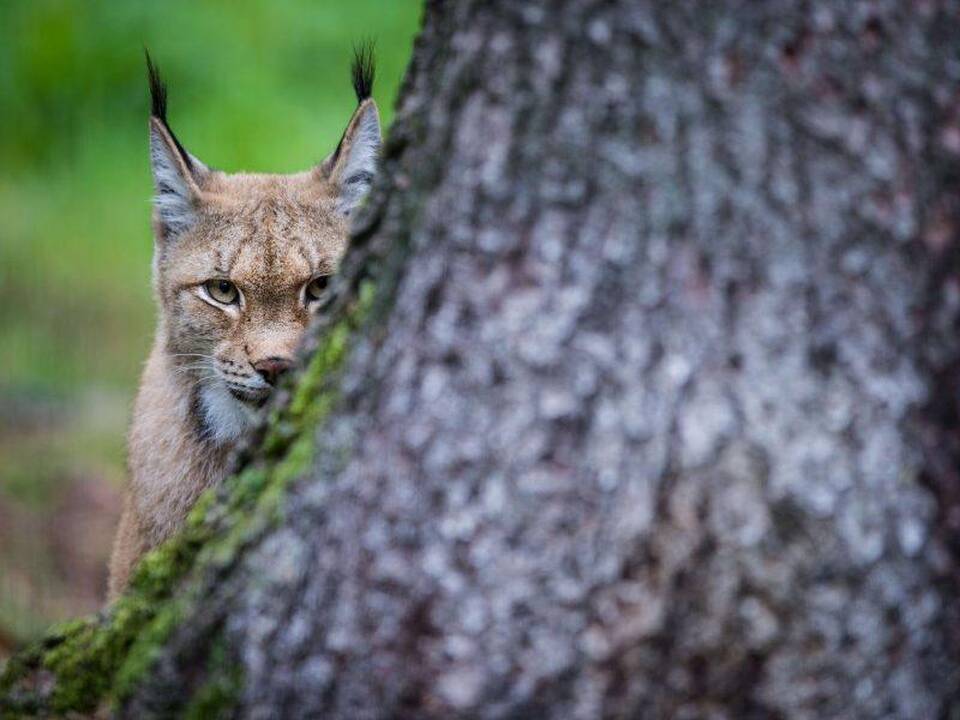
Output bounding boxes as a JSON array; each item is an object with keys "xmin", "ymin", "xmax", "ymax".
[{"xmin": 146, "ymin": 47, "xmax": 379, "ymax": 443}]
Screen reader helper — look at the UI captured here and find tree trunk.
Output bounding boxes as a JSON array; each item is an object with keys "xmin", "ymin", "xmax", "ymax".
[{"xmin": 5, "ymin": 0, "xmax": 960, "ymax": 717}]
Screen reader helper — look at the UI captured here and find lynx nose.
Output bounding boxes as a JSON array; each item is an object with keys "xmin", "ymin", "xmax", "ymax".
[{"xmin": 252, "ymin": 357, "xmax": 294, "ymax": 386}]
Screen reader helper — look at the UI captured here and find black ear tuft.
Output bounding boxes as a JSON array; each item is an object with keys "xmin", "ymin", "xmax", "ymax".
[
  {"xmin": 145, "ymin": 49, "xmax": 168, "ymax": 122},
  {"xmin": 145, "ymin": 49, "xmax": 195, "ymax": 173},
  {"xmin": 351, "ymin": 40, "xmax": 376, "ymax": 103}
]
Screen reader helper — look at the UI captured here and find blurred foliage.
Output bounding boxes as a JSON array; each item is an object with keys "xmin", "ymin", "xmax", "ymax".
[{"xmin": 0, "ymin": 0, "xmax": 420, "ymax": 654}]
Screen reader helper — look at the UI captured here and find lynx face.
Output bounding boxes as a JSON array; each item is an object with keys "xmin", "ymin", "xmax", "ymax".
[{"xmin": 146, "ymin": 51, "xmax": 379, "ymax": 443}]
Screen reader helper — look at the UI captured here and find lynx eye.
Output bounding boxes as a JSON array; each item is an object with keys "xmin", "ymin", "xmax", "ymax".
[
  {"xmin": 305, "ymin": 276, "xmax": 330, "ymax": 303},
  {"xmin": 204, "ymin": 279, "xmax": 239, "ymax": 305}
]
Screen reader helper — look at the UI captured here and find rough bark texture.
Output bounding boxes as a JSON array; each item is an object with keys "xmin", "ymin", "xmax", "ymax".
[{"xmin": 5, "ymin": 0, "xmax": 960, "ymax": 718}]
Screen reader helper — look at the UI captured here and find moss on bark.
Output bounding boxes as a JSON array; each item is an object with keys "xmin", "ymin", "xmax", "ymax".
[{"xmin": 180, "ymin": 634, "xmax": 244, "ymax": 720}]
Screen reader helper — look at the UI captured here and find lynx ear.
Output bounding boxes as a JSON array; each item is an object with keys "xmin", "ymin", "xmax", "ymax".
[
  {"xmin": 318, "ymin": 43, "xmax": 380, "ymax": 216},
  {"xmin": 146, "ymin": 51, "xmax": 208, "ymax": 240},
  {"xmin": 325, "ymin": 99, "xmax": 381, "ymax": 216}
]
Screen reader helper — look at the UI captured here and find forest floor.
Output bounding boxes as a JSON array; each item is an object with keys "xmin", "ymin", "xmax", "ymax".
[{"xmin": 0, "ymin": 389, "xmax": 125, "ymax": 660}]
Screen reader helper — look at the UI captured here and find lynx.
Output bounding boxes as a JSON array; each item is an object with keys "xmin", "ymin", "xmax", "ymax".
[{"xmin": 108, "ymin": 48, "xmax": 380, "ymax": 599}]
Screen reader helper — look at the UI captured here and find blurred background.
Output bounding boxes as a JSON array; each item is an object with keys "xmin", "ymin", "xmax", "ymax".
[{"xmin": 0, "ymin": 0, "xmax": 420, "ymax": 658}]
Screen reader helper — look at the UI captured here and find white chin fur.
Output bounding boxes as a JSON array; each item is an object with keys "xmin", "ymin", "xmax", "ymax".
[{"xmin": 200, "ymin": 382, "xmax": 258, "ymax": 444}]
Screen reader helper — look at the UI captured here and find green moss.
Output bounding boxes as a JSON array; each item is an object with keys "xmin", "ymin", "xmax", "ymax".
[
  {"xmin": 0, "ymin": 283, "xmax": 376, "ymax": 717},
  {"xmin": 182, "ymin": 635, "xmax": 244, "ymax": 720},
  {"xmin": 112, "ymin": 600, "xmax": 185, "ymax": 699}
]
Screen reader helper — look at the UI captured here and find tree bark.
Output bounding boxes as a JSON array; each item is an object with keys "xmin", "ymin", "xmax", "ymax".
[{"xmin": 5, "ymin": 0, "xmax": 960, "ymax": 718}]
